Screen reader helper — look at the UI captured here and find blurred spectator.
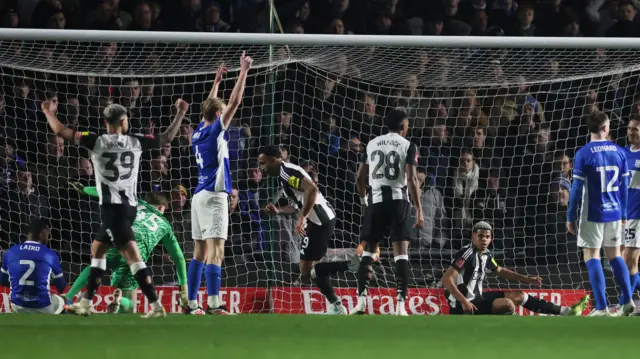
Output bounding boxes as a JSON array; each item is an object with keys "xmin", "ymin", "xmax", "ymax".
[
  {"xmin": 238, "ymin": 163, "xmax": 267, "ymax": 251},
  {"xmin": 4, "ymin": 163, "xmax": 50, "ymax": 244},
  {"xmin": 419, "ymin": 118, "xmax": 450, "ymax": 190},
  {"xmin": 131, "ymin": 1, "xmax": 159, "ymax": 31},
  {"xmin": 447, "ymin": 148, "xmax": 479, "ymax": 239},
  {"xmin": 416, "ymin": 171, "xmax": 448, "ymax": 249},
  {"xmin": 473, "ymin": 169, "xmax": 515, "ymax": 242},
  {"xmin": 507, "ymin": 4, "xmax": 536, "ymax": 36},
  {"xmin": 141, "ymin": 151, "xmax": 171, "ymax": 193},
  {"xmin": 170, "ymin": 123, "xmax": 199, "ymax": 190},
  {"xmin": 166, "ymin": 184, "xmax": 192, "ymax": 257},
  {"xmin": 606, "ymin": 1, "xmax": 640, "ymax": 37},
  {"xmin": 0, "ymin": 5, "xmax": 20, "ymax": 28},
  {"xmin": 196, "ymin": 1, "xmax": 231, "ymax": 32}
]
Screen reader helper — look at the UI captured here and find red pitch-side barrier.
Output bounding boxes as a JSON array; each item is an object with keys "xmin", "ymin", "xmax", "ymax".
[{"xmin": 0, "ymin": 287, "xmax": 590, "ymax": 315}]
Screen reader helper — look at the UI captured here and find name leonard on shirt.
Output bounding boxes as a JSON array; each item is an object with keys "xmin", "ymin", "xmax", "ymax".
[{"xmin": 590, "ymin": 145, "xmax": 618, "ymax": 153}]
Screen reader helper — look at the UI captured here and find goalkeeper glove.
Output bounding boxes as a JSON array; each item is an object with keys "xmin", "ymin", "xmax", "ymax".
[
  {"xmin": 179, "ymin": 285, "xmax": 188, "ymax": 309},
  {"xmin": 69, "ymin": 181, "xmax": 85, "ymax": 195}
]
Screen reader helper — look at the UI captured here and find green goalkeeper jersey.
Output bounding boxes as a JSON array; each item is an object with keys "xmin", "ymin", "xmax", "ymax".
[{"xmin": 83, "ymin": 187, "xmax": 187, "ymax": 286}]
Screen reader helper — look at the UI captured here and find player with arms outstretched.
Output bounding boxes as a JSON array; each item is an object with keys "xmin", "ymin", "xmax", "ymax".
[
  {"xmin": 567, "ymin": 111, "xmax": 635, "ymax": 316},
  {"xmin": 259, "ymin": 145, "xmax": 358, "ymax": 315},
  {"xmin": 353, "ymin": 109, "xmax": 423, "ymax": 316},
  {"xmin": 41, "ymin": 98, "xmax": 189, "ymax": 317},
  {"xmin": 186, "ymin": 54, "xmax": 252, "ymax": 315},
  {"xmin": 63, "ymin": 185, "xmax": 188, "ymax": 313},
  {"xmin": 444, "ymin": 221, "xmax": 588, "ymax": 315},
  {"xmin": 0, "ymin": 220, "xmax": 67, "ymax": 314}
]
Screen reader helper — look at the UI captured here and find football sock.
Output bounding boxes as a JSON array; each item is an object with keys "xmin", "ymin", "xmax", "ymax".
[
  {"xmin": 84, "ymin": 258, "xmax": 107, "ymax": 301},
  {"xmin": 118, "ymin": 297, "xmax": 133, "ymax": 313},
  {"xmin": 521, "ymin": 293, "xmax": 562, "ymax": 315},
  {"xmin": 66, "ymin": 266, "xmax": 90, "ymax": 302},
  {"xmin": 205, "ymin": 264, "xmax": 222, "ymax": 307},
  {"xmin": 131, "ymin": 262, "xmax": 159, "ymax": 304},
  {"xmin": 395, "ymin": 256, "xmax": 410, "ymax": 301},
  {"xmin": 187, "ymin": 259, "xmax": 205, "ymax": 308},
  {"xmin": 586, "ymin": 258, "xmax": 607, "ymax": 310},
  {"xmin": 315, "ymin": 275, "xmax": 339, "ymax": 304},
  {"xmin": 610, "ymin": 256, "xmax": 632, "ymax": 304},
  {"xmin": 618, "ymin": 272, "xmax": 639, "ymax": 306},
  {"xmin": 313, "ymin": 261, "xmax": 349, "ymax": 276},
  {"xmin": 357, "ymin": 255, "xmax": 375, "ymax": 297}
]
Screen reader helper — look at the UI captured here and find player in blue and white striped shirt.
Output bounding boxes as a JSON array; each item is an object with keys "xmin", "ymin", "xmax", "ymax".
[
  {"xmin": 186, "ymin": 53, "xmax": 253, "ymax": 315},
  {"xmin": 567, "ymin": 112, "xmax": 635, "ymax": 316},
  {"xmin": 0, "ymin": 219, "xmax": 67, "ymax": 314}
]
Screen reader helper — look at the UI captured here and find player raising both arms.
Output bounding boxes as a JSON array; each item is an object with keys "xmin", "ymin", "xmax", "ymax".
[
  {"xmin": 63, "ymin": 185, "xmax": 188, "ymax": 313},
  {"xmin": 259, "ymin": 145, "xmax": 358, "ymax": 315},
  {"xmin": 0, "ymin": 219, "xmax": 67, "ymax": 314},
  {"xmin": 353, "ymin": 109, "xmax": 423, "ymax": 316},
  {"xmin": 42, "ymin": 98, "xmax": 189, "ymax": 317},
  {"xmin": 444, "ymin": 221, "xmax": 589, "ymax": 315},
  {"xmin": 567, "ymin": 111, "xmax": 635, "ymax": 316},
  {"xmin": 186, "ymin": 54, "xmax": 252, "ymax": 315}
]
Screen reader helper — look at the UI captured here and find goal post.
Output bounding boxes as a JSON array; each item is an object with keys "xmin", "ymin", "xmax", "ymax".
[{"xmin": 1, "ymin": 29, "xmax": 639, "ymax": 314}]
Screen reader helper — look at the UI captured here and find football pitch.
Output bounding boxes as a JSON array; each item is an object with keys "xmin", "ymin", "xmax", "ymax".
[{"xmin": 0, "ymin": 315, "xmax": 637, "ymax": 358}]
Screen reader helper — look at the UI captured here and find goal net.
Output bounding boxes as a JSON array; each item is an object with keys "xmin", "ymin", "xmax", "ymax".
[{"xmin": 0, "ymin": 31, "xmax": 637, "ymax": 314}]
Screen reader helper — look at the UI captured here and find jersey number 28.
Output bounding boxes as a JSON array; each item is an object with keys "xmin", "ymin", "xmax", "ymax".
[{"xmin": 371, "ymin": 150, "xmax": 400, "ymax": 180}]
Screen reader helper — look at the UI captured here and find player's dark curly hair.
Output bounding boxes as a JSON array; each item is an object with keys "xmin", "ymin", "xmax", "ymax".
[
  {"xmin": 103, "ymin": 104, "xmax": 128, "ymax": 125},
  {"xmin": 27, "ymin": 219, "xmax": 50, "ymax": 239},
  {"xmin": 385, "ymin": 109, "xmax": 408, "ymax": 132},
  {"xmin": 259, "ymin": 145, "xmax": 281, "ymax": 159}
]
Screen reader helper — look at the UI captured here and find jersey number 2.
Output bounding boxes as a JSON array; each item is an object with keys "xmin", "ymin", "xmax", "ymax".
[
  {"xmin": 19, "ymin": 260, "xmax": 35, "ymax": 286},
  {"xmin": 371, "ymin": 150, "xmax": 400, "ymax": 180},
  {"xmin": 596, "ymin": 166, "xmax": 620, "ymax": 193},
  {"xmin": 102, "ymin": 151, "xmax": 135, "ymax": 182}
]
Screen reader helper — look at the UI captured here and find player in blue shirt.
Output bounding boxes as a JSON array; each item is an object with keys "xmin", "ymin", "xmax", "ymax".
[
  {"xmin": 567, "ymin": 111, "xmax": 634, "ymax": 316},
  {"xmin": 0, "ymin": 219, "xmax": 67, "ymax": 314},
  {"xmin": 186, "ymin": 53, "xmax": 253, "ymax": 315}
]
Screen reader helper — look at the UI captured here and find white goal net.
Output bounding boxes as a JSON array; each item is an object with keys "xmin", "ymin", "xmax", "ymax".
[{"xmin": 0, "ymin": 31, "xmax": 638, "ymax": 314}]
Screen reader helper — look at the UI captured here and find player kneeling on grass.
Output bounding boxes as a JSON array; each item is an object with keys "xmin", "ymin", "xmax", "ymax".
[
  {"xmin": 63, "ymin": 185, "xmax": 188, "ymax": 313},
  {"xmin": 0, "ymin": 219, "xmax": 67, "ymax": 314},
  {"xmin": 443, "ymin": 221, "xmax": 589, "ymax": 315}
]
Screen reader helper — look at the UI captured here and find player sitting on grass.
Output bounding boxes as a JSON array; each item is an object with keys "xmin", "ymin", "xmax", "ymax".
[
  {"xmin": 0, "ymin": 219, "xmax": 67, "ymax": 314},
  {"xmin": 443, "ymin": 221, "xmax": 589, "ymax": 315},
  {"xmin": 63, "ymin": 184, "xmax": 188, "ymax": 313}
]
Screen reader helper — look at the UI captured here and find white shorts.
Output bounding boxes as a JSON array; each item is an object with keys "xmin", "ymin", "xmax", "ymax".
[
  {"xmin": 578, "ymin": 220, "xmax": 622, "ymax": 248},
  {"xmin": 625, "ymin": 219, "xmax": 640, "ymax": 248},
  {"xmin": 191, "ymin": 190, "xmax": 229, "ymax": 240},
  {"xmin": 12, "ymin": 294, "xmax": 65, "ymax": 314}
]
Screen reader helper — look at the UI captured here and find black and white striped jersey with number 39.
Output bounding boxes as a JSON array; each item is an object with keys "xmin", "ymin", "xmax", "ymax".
[
  {"xmin": 363, "ymin": 132, "xmax": 418, "ymax": 204},
  {"xmin": 74, "ymin": 131, "xmax": 160, "ymax": 206},
  {"xmin": 278, "ymin": 162, "xmax": 335, "ymax": 226}
]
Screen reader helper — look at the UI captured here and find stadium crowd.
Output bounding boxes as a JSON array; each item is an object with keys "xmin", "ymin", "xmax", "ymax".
[{"xmin": 1, "ymin": 0, "xmax": 640, "ymax": 287}]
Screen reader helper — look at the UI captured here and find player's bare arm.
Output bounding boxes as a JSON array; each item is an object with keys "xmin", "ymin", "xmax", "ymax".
[
  {"xmin": 442, "ymin": 266, "xmax": 476, "ymax": 313},
  {"xmin": 356, "ymin": 162, "xmax": 368, "ymax": 200},
  {"xmin": 295, "ymin": 176, "xmax": 319, "ymax": 236},
  {"xmin": 406, "ymin": 162, "xmax": 424, "ymax": 228},
  {"xmin": 41, "ymin": 100, "xmax": 74, "ymax": 142},
  {"xmin": 495, "ymin": 266, "xmax": 543, "ymax": 287},
  {"xmin": 221, "ymin": 51, "xmax": 253, "ymax": 127},
  {"xmin": 157, "ymin": 99, "xmax": 189, "ymax": 146},
  {"xmin": 208, "ymin": 65, "xmax": 228, "ymax": 99},
  {"xmin": 264, "ymin": 202, "xmax": 297, "ymax": 216}
]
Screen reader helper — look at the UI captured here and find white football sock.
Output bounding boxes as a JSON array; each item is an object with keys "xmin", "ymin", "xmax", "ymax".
[
  {"xmin": 208, "ymin": 295, "xmax": 221, "ymax": 308},
  {"xmin": 188, "ymin": 300, "xmax": 199, "ymax": 310}
]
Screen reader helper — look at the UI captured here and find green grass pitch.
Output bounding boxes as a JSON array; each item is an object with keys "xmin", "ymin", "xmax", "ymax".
[{"xmin": 0, "ymin": 315, "xmax": 637, "ymax": 358}]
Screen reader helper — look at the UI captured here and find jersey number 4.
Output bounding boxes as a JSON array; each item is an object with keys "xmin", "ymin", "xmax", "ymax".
[
  {"xmin": 102, "ymin": 151, "xmax": 135, "ymax": 182},
  {"xmin": 596, "ymin": 166, "xmax": 619, "ymax": 193},
  {"xmin": 371, "ymin": 150, "xmax": 400, "ymax": 180},
  {"xmin": 195, "ymin": 145, "xmax": 204, "ymax": 169}
]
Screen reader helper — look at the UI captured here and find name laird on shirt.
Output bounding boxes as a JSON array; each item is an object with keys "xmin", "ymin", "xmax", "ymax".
[
  {"xmin": 590, "ymin": 145, "xmax": 618, "ymax": 153},
  {"xmin": 376, "ymin": 139, "xmax": 401, "ymax": 147}
]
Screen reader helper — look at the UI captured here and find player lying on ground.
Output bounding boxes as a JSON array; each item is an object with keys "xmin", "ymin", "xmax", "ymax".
[
  {"xmin": 444, "ymin": 221, "xmax": 589, "ymax": 315},
  {"xmin": 567, "ymin": 111, "xmax": 635, "ymax": 316},
  {"xmin": 259, "ymin": 145, "xmax": 359, "ymax": 315},
  {"xmin": 0, "ymin": 219, "xmax": 67, "ymax": 314},
  {"xmin": 63, "ymin": 185, "xmax": 188, "ymax": 313},
  {"xmin": 42, "ymin": 98, "xmax": 189, "ymax": 318},
  {"xmin": 354, "ymin": 109, "xmax": 423, "ymax": 316},
  {"xmin": 186, "ymin": 55, "xmax": 252, "ymax": 315}
]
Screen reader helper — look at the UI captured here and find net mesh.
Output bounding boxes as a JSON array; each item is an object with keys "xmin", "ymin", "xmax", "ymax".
[{"xmin": 1, "ymin": 37, "xmax": 638, "ymax": 313}]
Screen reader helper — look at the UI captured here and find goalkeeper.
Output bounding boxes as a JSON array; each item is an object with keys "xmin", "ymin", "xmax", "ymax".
[{"xmin": 64, "ymin": 184, "xmax": 188, "ymax": 313}]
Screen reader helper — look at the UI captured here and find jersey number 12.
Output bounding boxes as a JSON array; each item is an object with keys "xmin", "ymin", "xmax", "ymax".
[{"xmin": 596, "ymin": 166, "xmax": 619, "ymax": 193}]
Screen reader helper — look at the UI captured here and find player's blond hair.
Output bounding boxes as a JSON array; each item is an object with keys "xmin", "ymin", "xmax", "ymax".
[{"xmin": 202, "ymin": 98, "xmax": 225, "ymax": 122}]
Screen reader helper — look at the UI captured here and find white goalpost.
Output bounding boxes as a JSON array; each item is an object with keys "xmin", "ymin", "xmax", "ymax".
[{"xmin": 1, "ymin": 29, "xmax": 639, "ymax": 314}]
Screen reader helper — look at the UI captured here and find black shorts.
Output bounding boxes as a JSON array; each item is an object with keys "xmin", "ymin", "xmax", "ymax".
[
  {"xmin": 361, "ymin": 200, "xmax": 411, "ymax": 244},
  {"xmin": 300, "ymin": 218, "xmax": 336, "ymax": 261},
  {"xmin": 449, "ymin": 292, "xmax": 506, "ymax": 315},
  {"xmin": 96, "ymin": 204, "xmax": 138, "ymax": 250}
]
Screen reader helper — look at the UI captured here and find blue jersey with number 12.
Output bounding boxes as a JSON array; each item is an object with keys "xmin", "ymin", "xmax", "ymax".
[
  {"xmin": 573, "ymin": 139, "xmax": 628, "ymax": 222},
  {"xmin": 192, "ymin": 117, "xmax": 232, "ymax": 195},
  {"xmin": 1, "ymin": 241, "xmax": 66, "ymax": 308}
]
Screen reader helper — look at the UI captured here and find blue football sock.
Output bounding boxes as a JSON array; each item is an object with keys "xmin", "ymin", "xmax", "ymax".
[
  {"xmin": 187, "ymin": 259, "xmax": 205, "ymax": 301},
  {"xmin": 634, "ymin": 272, "xmax": 640, "ymax": 292},
  {"xmin": 205, "ymin": 264, "xmax": 222, "ymax": 296},
  {"xmin": 586, "ymin": 258, "xmax": 608, "ymax": 310},
  {"xmin": 631, "ymin": 272, "xmax": 640, "ymax": 298},
  {"xmin": 610, "ymin": 256, "xmax": 632, "ymax": 304}
]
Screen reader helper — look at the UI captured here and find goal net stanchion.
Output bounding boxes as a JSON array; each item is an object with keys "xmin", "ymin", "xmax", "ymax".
[{"xmin": 0, "ymin": 29, "xmax": 639, "ymax": 314}]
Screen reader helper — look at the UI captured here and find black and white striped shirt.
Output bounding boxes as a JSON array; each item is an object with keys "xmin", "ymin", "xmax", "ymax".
[
  {"xmin": 445, "ymin": 244, "xmax": 499, "ymax": 306},
  {"xmin": 278, "ymin": 162, "xmax": 335, "ymax": 226},
  {"xmin": 74, "ymin": 131, "xmax": 160, "ymax": 206},
  {"xmin": 363, "ymin": 133, "xmax": 418, "ymax": 204}
]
